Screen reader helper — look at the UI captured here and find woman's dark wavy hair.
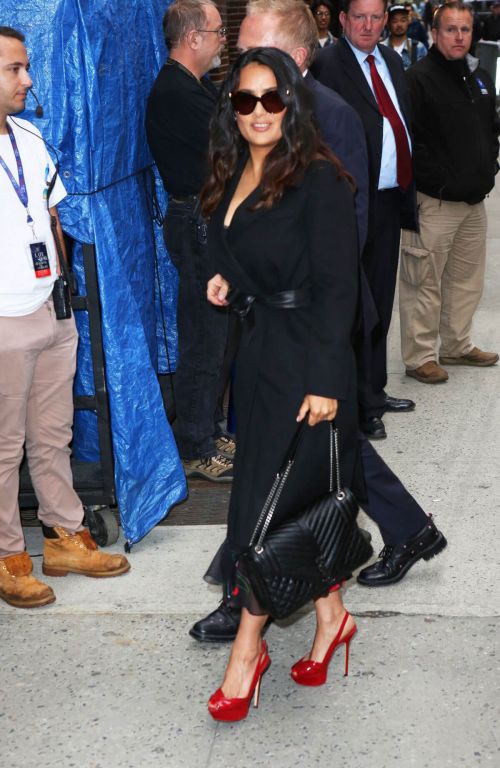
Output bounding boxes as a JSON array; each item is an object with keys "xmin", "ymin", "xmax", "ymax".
[{"xmin": 201, "ymin": 47, "xmax": 352, "ymax": 217}]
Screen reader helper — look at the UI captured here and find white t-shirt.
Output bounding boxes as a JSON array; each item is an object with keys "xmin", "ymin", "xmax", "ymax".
[{"xmin": 0, "ymin": 116, "xmax": 67, "ymax": 316}]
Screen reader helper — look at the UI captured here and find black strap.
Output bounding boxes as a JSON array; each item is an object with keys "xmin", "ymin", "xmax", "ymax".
[
  {"xmin": 410, "ymin": 40, "xmax": 417, "ymax": 66},
  {"xmin": 250, "ymin": 420, "xmax": 341, "ymax": 549},
  {"xmin": 45, "ymin": 169, "xmax": 72, "ymax": 288}
]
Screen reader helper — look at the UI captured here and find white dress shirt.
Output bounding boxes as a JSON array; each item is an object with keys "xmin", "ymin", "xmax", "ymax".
[{"xmin": 345, "ymin": 38, "xmax": 412, "ymax": 190}]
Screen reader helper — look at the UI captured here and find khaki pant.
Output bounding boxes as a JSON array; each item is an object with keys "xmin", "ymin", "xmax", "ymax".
[
  {"xmin": 0, "ymin": 300, "xmax": 83, "ymax": 557},
  {"xmin": 399, "ymin": 192, "xmax": 487, "ymax": 370}
]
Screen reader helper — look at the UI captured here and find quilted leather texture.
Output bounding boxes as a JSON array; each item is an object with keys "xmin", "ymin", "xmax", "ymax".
[{"xmin": 241, "ymin": 488, "xmax": 373, "ymax": 620}]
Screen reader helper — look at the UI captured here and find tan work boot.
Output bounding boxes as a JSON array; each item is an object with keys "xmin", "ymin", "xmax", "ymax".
[
  {"xmin": 406, "ymin": 361, "xmax": 449, "ymax": 384},
  {"xmin": 42, "ymin": 527, "xmax": 130, "ymax": 578},
  {"xmin": 0, "ymin": 551, "xmax": 55, "ymax": 608},
  {"xmin": 439, "ymin": 347, "xmax": 499, "ymax": 367}
]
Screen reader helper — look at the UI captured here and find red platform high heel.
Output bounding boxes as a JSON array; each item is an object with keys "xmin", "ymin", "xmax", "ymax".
[
  {"xmin": 290, "ymin": 611, "xmax": 357, "ymax": 686},
  {"xmin": 208, "ymin": 641, "xmax": 271, "ymax": 722}
]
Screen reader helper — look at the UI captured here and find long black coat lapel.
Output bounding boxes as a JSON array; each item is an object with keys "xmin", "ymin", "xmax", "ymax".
[
  {"xmin": 336, "ymin": 38, "xmax": 380, "ymax": 114},
  {"xmin": 208, "ymin": 170, "xmax": 263, "ymax": 297}
]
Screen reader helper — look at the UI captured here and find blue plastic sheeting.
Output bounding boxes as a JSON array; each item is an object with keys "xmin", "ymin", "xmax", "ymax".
[{"xmin": 4, "ymin": 0, "xmax": 187, "ymax": 544}]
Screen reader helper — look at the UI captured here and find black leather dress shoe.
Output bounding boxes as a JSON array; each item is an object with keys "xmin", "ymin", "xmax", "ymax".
[
  {"xmin": 357, "ymin": 518, "xmax": 447, "ymax": 587},
  {"xmin": 361, "ymin": 416, "xmax": 387, "ymax": 440},
  {"xmin": 189, "ymin": 602, "xmax": 241, "ymax": 643},
  {"xmin": 384, "ymin": 394, "xmax": 416, "ymax": 413}
]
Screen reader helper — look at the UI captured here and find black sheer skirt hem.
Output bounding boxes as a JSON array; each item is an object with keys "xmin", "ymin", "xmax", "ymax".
[
  {"xmin": 204, "ymin": 538, "xmax": 350, "ymax": 618},
  {"xmin": 203, "ymin": 538, "xmax": 269, "ymax": 617}
]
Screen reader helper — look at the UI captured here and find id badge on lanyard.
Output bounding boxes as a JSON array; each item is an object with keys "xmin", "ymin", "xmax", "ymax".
[{"xmin": 0, "ymin": 123, "xmax": 52, "ymax": 278}]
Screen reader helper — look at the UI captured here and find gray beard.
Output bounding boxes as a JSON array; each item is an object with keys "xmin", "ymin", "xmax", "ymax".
[{"xmin": 209, "ymin": 54, "xmax": 221, "ymax": 70}]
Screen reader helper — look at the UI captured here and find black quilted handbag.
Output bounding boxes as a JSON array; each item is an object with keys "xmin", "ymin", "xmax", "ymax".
[{"xmin": 239, "ymin": 421, "xmax": 373, "ymax": 620}]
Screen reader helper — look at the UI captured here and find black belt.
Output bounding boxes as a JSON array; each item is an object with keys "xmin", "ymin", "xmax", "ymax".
[{"xmin": 229, "ymin": 287, "xmax": 311, "ymax": 319}]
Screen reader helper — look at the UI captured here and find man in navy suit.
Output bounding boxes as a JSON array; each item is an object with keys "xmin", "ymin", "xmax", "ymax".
[
  {"xmin": 188, "ymin": 0, "xmax": 447, "ymax": 644},
  {"xmin": 312, "ymin": 0, "xmax": 417, "ymax": 440}
]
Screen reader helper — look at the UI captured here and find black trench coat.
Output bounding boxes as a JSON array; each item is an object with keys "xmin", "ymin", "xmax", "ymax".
[{"xmin": 205, "ymin": 159, "xmax": 362, "ymax": 594}]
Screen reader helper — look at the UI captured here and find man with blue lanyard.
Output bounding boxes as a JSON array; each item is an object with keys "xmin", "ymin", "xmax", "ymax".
[
  {"xmin": 399, "ymin": 2, "xmax": 500, "ymax": 384},
  {"xmin": 0, "ymin": 27, "xmax": 130, "ymax": 609}
]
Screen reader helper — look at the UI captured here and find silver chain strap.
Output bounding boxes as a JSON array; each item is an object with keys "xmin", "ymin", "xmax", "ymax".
[
  {"xmin": 251, "ymin": 422, "xmax": 343, "ymax": 553},
  {"xmin": 249, "ymin": 472, "xmax": 282, "ymax": 547},
  {"xmin": 332, "ymin": 424, "xmax": 345, "ymax": 500},
  {"xmin": 253, "ymin": 462, "xmax": 293, "ymax": 552}
]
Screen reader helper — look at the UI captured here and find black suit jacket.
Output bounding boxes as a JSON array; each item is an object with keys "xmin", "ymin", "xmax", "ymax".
[
  {"xmin": 311, "ymin": 38, "xmax": 417, "ymax": 234},
  {"xmin": 304, "ymin": 71, "xmax": 369, "ymax": 251},
  {"xmin": 304, "ymin": 71, "xmax": 376, "ymax": 334}
]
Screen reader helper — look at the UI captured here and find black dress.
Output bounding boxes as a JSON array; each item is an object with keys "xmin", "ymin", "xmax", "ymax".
[{"xmin": 205, "ymin": 159, "xmax": 362, "ymax": 612}]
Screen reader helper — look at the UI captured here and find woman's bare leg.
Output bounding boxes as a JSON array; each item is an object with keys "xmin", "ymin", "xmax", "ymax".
[
  {"xmin": 306, "ymin": 590, "xmax": 356, "ymax": 662},
  {"xmin": 218, "ymin": 608, "xmax": 269, "ymax": 699}
]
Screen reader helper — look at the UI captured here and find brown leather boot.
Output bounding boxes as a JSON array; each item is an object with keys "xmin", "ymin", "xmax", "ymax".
[
  {"xmin": 406, "ymin": 361, "xmax": 449, "ymax": 384},
  {"xmin": 0, "ymin": 551, "xmax": 56, "ymax": 608},
  {"xmin": 439, "ymin": 347, "xmax": 499, "ymax": 367},
  {"xmin": 42, "ymin": 527, "xmax": 130, "ymax": 578}
]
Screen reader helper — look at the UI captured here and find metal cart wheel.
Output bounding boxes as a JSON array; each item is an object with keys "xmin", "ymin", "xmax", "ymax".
[{"xmin": 85, "ymin": 505, "xmax": 119, "ymax": 547}]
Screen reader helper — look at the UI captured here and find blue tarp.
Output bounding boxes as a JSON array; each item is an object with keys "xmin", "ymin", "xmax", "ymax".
[{"xmin": 3, "ymin": 0, "xmax": 187, "ymax": 545}]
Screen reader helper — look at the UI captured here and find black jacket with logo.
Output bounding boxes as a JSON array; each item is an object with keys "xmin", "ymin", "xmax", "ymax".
[{"xmin": 407, "ymin": 45, "xmax": 499, "ymax": 204}]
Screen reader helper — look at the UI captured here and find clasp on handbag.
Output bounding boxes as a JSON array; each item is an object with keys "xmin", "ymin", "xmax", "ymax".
[{"xmin": 254, "ymin": 545, "xmax": 264, "ymax": 555}]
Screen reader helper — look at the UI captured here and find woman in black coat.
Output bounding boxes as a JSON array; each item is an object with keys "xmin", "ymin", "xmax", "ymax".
[{"xmin": 201, "ymin": 48, "xmax": 361, "ymax": 722}]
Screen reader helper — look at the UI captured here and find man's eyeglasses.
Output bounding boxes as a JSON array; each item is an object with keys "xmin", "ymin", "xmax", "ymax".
[
  {"xmin": 230, "ymin": 89, "xmax": 288, "ymax": 115},
  {"xmin": 197, "ymin": 26, "xmax": 227, "ymax": 39},
  {"xmin": 315, "ymin": 10, "xmax": 331, "ymax": 17}
]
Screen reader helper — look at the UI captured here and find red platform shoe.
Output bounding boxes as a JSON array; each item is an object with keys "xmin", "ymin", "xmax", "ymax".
[
  {"xmin": 290, "ymin": 611, "xmax": 356, "ymax": 686},
  {"xmin": 208, "ymin": 641, "xmax": 271, "ymax": 722}
]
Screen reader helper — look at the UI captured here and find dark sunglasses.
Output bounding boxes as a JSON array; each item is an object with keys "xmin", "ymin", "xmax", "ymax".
[{"xmin": 230, "ymin": 89, "xmax": 288, "ymax": 116}]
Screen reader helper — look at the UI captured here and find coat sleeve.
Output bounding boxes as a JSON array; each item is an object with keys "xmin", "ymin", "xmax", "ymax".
[
  {"xmin": 304, "ymin": 162, "xmax": 358, "ymax": 400},
  {"xmin": 321, "ymin": 102, "xmax": 369, "ymax": 252}
]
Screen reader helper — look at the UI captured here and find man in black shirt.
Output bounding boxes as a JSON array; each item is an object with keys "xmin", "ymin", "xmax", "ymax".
[
  {"xmin": 483, "ymin": 0, "xmax": 500, "ymax": 41},
  {"xmin": 400, "ymin": 1, "xmax": 499, "ymax": 382},
  {"xmin": 146, "ymin": 0, "xmax": 234, "ymax": 481}
]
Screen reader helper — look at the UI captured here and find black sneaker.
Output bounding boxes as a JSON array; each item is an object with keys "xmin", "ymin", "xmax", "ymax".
[{"xmin": 183, "ymin": 454, "xmax": 233, "ymax": 483}]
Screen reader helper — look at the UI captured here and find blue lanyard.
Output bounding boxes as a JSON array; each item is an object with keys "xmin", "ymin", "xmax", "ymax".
[{"xmin": 0, "ymin": 124, "xmax": 33, "ymax": 224}]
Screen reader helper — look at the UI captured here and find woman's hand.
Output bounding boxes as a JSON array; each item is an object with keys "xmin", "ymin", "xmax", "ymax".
[
  {"xmin": 296, "ymin": 395, "xmax": 338, "ymax": 426},
  {"xmin": 207, "ymin": 274, "xmax": 230, "ymax": 306}
]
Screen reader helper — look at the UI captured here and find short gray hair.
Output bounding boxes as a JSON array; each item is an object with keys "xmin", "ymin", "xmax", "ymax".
[{"xmin": 163, "ymin": 0, "xmax": 217, "ymax": 48}]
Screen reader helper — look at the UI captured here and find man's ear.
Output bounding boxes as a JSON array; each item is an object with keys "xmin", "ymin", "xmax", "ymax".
[
  {"xmin": 339, "ymin": 11, "xmax": 347, "ymax": 31},
  {"xmin": 291, "ymin": 46, "xmax": 308, "ymax": 71},
  {"xmin": 186, "ymin": 29, "xmax": 202, "ymax": 49}
]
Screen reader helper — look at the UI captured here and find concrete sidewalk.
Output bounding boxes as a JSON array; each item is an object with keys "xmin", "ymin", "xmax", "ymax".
[{"xmin": 1, "ymin": 188, "xmax": 499, "ymax": 768}]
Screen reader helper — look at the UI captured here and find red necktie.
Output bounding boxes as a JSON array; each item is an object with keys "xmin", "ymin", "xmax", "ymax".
[{"xmin": 366, "ymin": 54, "xmax": 412, "ymax": 191}]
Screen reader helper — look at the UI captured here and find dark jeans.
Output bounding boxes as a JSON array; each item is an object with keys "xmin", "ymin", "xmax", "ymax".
[{"xmin": 163, "ymin": 199, "xmax": 228, "ymax": 460}]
